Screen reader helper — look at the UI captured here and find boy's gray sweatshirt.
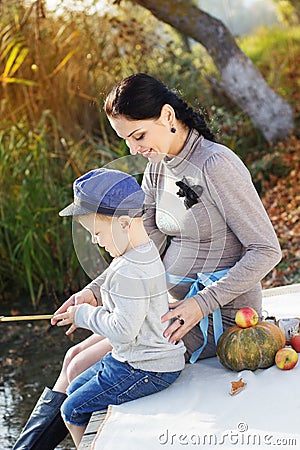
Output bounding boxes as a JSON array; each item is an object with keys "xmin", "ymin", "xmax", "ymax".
[{"xmin": 75, "ymin": 241, "xmax": 186, "ymax": 372}]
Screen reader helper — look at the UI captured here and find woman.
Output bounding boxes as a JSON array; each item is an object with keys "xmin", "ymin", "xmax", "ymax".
[
  {"xmin": 104, "ymin": 72, "xmax": 281, "ymax": 360},
  {"xmin": 13, "ymin": 73, "xmax": 281, "ymax": 449}
]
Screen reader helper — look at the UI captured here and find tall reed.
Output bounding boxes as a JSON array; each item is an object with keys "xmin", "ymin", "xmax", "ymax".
[
  {"xmin": 2, "ymin": 1, "xmax": 298, "ymax": 304},
  {"xmin": 0, "ymin": 1, "xmax": 213, "ymax": 305},
  {"xmin": 0, "ymin": 118, "xmax": 64, "ymax": 305}
]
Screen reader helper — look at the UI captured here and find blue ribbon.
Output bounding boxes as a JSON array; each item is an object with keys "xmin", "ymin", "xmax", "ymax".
[{"xmin": 166, "ymin": 269, "xmax": 229, "ymax": 364}]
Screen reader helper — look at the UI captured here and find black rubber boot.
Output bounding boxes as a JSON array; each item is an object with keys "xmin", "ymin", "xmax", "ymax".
[{"xmin": 12, "ymin": 387, "xmax": 69, "ymax": 450}]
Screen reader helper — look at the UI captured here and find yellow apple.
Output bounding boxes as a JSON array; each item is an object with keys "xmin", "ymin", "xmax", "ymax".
[
  {"xmin": 235, "ymin": 307, "xmax": 259, "ymax": 328},
  {"xmin": 275, "ymin": 347, "xmax": 298, "ymax": 370}
]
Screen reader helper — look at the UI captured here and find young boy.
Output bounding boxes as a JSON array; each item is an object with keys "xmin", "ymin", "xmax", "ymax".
[{"xmin": 53, "ymin": 168, "xmax": 185, "ymax": 447}]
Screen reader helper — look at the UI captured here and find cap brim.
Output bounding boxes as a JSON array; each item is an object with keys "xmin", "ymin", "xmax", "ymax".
[
  {"xmin": 59, "ymin": 203, "xmax": 93, "ymax": 217},
  {"xmin": 59, "ymin": 203, "xmax": 75, "ymax": 216}
]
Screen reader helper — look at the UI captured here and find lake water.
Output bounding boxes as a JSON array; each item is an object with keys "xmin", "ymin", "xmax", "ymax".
[{"xmin": 0, "ymin": 318, "xmax": 90, "ymax": 449}]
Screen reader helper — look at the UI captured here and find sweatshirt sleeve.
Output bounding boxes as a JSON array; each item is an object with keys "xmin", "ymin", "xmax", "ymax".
[
  {"xmin": 74, "ymin": 270, "xmax": 150, "ymax": 343},
  {"xmin": 142, "ymin": 164, "xmax": 168, "ymax": 255},
  {"xmin": 194, "ymin": 150, "xmax": 282, "ymax": 316}
]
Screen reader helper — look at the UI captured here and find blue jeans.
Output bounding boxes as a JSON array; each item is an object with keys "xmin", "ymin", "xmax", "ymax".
[{"xmin": 61, "ymin": 352, "xmax": 181, "ymax": 426}]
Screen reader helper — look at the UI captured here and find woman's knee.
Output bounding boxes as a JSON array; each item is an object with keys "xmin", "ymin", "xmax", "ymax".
[
  {"xmin": 66, "ymin": 357, "xmax": 86, "ymax": 383},
  {"xmin": 62, "ymin": 344, "xmax": 81, "ymax": 369}
]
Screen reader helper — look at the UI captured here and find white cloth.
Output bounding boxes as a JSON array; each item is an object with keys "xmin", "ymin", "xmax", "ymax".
[{"xmin": 92, "ymin": 284, "xmax": 300, "ymax": 450}]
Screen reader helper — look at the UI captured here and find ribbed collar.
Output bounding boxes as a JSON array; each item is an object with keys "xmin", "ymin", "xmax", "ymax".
[{"xmin": 163, "ymin": 129, "xmax": 203, "ymax": 169}]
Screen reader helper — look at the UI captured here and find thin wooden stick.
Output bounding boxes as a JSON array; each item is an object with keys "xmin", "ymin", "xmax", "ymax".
[{"xmin": 0, "ymin": 314, "xmax": 53, "ymax": 322}]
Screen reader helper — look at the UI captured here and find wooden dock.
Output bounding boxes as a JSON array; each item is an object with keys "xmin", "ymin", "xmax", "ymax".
[{"xmin": 78, "ymin": 410, "xmax": 107, "ymax": 450}]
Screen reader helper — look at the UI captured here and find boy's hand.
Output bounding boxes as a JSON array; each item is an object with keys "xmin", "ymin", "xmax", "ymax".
[
  {"xmin": 53, "ymin": 305, "xmax": 79, "ymax": 336},
  {"xmin": 51, "ymin": 289, "xmax": 96, "ymax": 326}
]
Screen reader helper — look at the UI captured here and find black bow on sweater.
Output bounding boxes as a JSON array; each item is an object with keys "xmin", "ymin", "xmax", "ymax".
[{"xmin": 175, "ymin": 176, "xmax": 203, "ymax": 209}]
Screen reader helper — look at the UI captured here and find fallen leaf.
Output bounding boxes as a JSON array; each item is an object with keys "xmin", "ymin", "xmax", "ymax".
[{"xmin": 229, "ymin": 377, "xmax": 247, "ymax": 396}]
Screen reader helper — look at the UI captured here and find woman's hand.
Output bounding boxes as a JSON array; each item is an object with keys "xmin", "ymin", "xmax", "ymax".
[
  {"xmin": 51, "ymin": 289, "xmax": 96, "ymax": 333},
  {"xmin": 161, "ymin": 297, "xmax": 204, "ymax": 343},
  {"xmin": 51, "ymin": 289, "xmax": 96, "ymax": 321},
  {"xmin": 53, "ymin": 305, "xmax": 78, "ymax": 336}
]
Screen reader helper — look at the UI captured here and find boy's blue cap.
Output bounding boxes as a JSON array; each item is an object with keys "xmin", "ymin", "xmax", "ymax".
[{"xmin": 59, "ymin": 168, "xmax": 145, "ymax": 217}]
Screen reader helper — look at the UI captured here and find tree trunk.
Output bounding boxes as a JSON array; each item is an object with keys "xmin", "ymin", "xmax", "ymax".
[{"xmin": 132, "ymin": 0, "xmax": 294, "ymax": 142}]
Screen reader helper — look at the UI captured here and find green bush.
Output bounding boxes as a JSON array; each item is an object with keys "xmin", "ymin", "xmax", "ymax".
[{"xmin": 1, "ymin": 1, "xmax": 299, "ymax": 304}]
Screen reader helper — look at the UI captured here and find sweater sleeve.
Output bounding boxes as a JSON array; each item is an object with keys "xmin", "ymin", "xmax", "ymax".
[
  {"xmin": 74, "ymin": 271, "xmax": 150, "ymax": 343},
  {"xmin": 142, "ymin": 164, "xmax": 167, "ymax": 255},
  {"xmin": 84, "ymin": 272, "xmax": 107, "ymax": 305},
  {"xmin": 194, "ymin": 150, "xmax": 282, "ymax": 316}
]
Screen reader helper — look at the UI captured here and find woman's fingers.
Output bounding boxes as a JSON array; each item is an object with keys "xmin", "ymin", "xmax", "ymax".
[
  {"xmin": 53, "ymin": 306, "xmax": 77, "ymax": 335},
  {"xmin": 163, "ymin": 317, "xmax": 183, "ymax": 343},
  {"xmin": 51, "ymin": 312, "xmax": 64, "ymax": 326},
  {"xmin": 166, "ymin": 320, "xmax": 191, "ymax": 343},
  {"xmin": 53, "ymin": 312, "xmax": 70, "ymax": 326},
  {"xmin": 52, "ymin": 297, "xmax": 74, "ymax": 322},
  {"xmin": 168, "ymin": 300, "xmax": 185, "ymax": 309},
  {"xmin": 161, "ymin": 300, "xmax": 185, "ymax": 322},
  {"xmin": 162, "ymin": 297, "xmax": 203, "ymax": 343},
  {"xmin": 51, "ymin": 290, "xmax": 96, "ymax": 326}
]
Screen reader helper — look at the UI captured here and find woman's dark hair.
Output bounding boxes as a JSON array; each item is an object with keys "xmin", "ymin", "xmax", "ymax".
[{"xmin": 104, "ymin": 73, "xmax": 215, "ymax": 142}]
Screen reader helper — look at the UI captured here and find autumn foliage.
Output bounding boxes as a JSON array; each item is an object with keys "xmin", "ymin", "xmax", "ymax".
[
  {"xmin": 261, "ymin": 136, "xmax": 300, "ymax": 287},
  {"xmin": 0, "ymin": 1, "xmax": 300, "ymax": 303}
]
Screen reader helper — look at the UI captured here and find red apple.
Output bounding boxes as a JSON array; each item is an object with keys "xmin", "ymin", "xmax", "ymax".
[
  {"xmin": 235, "ymin": 307, "xmax": 258, "ymax": 328},
  {"xmin": 275, "ymin": 347, "xmax": 298, "ymax": 370},
  {"xmin": 290, "ymin": 334, "xmax": 300, "ymax": 353}
]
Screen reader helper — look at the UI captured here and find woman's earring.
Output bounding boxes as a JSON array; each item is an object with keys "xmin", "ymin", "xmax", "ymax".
[{"xmin": 171, "ymin": 127, "xmax": 176, "ymax": 133}]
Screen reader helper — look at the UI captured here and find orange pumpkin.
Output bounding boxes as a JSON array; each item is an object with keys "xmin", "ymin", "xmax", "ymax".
[{"xmin": 216, "ymin": 321, "xmax": 285, "ymax": 371}]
